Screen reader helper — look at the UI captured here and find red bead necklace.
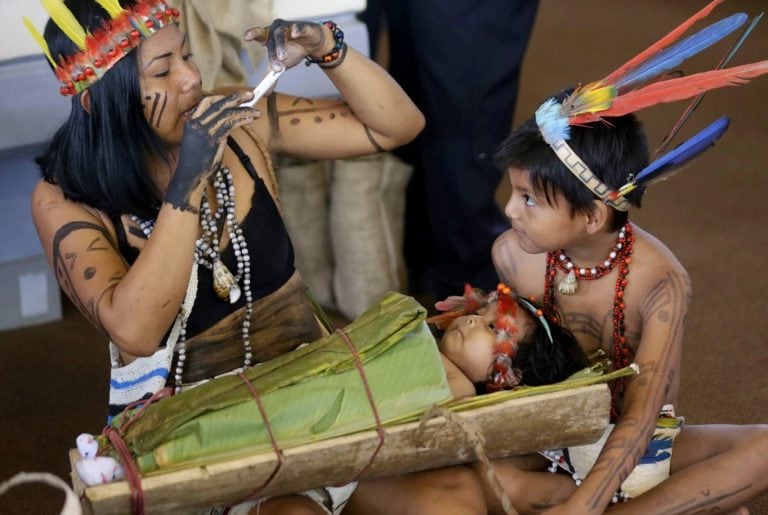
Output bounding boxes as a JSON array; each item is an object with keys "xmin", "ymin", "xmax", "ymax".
[{"xmin": 543, "ymin": 222, "xmax": 634, "ymax": 419}]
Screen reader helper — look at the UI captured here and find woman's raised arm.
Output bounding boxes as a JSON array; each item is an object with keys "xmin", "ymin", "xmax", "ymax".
[{"xmin": 244, "ymin": 19, "xmax": 425, "ymax": 160}]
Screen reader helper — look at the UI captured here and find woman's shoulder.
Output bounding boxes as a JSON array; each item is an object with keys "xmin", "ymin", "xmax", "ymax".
[{"xmin": 31, "ymin": 179, "xmax": 111, "ymax": 239}]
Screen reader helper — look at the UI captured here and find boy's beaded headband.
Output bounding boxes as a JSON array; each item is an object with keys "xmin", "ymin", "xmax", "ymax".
[
  {"xmin": 24, "ymin": 0, "xmax": 180, "ymax": 96},
  {"xmin": 533, "ymin": 0, "xmax": 768, "ymax": 211}
]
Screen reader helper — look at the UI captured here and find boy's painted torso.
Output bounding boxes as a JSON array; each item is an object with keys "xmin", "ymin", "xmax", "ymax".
[{"xmin": 493, "ymin": 223, "xmax": 688, "ymax": 406}]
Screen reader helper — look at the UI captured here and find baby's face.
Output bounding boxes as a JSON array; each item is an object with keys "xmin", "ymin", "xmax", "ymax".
[{"xmin": 439, "ymin": 306, "xmax": 536, "ymax": 383}]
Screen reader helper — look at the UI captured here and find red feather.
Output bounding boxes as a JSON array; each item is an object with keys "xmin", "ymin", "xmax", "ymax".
[
  {"xmin": 603, "ymin": 0, "xmax": 726, "ymax": 85},
  {"xmin": 571, "ymin": 60, "xmax": 768, "ymax": 124}
]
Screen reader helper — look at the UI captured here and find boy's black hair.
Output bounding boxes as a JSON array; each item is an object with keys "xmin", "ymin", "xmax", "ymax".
[
  {"xmin": 494, "ymin": 89, "xmax": 650, "ymax": 231},
  {"xmin": 36, "ymin": 0, "xmax": 169, "ymax": 220}
]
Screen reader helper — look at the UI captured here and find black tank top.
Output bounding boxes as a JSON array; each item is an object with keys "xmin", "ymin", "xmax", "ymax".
[{"xmin": 110, "ymin": 137, "xmax": 295, "ymax": 338}]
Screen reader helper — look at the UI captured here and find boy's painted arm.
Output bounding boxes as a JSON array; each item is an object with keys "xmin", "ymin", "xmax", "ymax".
[{"xmin": 547, "ymin": 268, "xmax": 691, "ymax": 515}]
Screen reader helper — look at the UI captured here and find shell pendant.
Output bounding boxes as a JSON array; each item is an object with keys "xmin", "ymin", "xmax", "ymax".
[
  {"xmin": 558, "ymin": 270, "xmax": 577, "ymax": 295},
  {"xmin": 213, "ymin": 259, "xmax": 242, "ymax": 304}
]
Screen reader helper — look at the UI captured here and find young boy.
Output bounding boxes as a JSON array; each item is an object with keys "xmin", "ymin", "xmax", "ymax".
[{"xmin": 488, "ymin": 92, "xmax": 768, "ymax": 512}]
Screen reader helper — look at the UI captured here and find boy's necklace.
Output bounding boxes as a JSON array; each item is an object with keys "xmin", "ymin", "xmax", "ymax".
[{"xmin": 543, "ymin": 221, "xmax": 634, "ymax": 419}]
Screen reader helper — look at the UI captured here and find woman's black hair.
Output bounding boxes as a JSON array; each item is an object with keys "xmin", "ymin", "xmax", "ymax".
[
  {"xmin": 36, "ymin": 0, "xmax": 169, "ymax": 219},
  {"xmin": 494, "ymin": 88, "xmax": 650, "ymax": 231}
]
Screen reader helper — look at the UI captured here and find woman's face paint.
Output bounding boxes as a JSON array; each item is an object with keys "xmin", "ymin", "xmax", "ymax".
[{"xmin": 137, "ymin": 25, "xmax": 202, "ymax": 146}]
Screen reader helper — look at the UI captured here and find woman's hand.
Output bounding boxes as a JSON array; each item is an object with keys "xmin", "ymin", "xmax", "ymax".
[
  {"xmin": 243, "ymin": 19, "xmax": 332, "ymax": 71},
  {"xmin": 165, "ymin": 90, "xmax": 257, "ymax": 212}
]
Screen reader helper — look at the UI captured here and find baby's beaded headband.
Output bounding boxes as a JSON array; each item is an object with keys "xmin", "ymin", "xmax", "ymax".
[
  {"xmin": 533, "ymin": 0, "xmax": 768, "ymax": 211},
  {"xmin": 427, "ymin": 283, "xmax": 554, "ymax": 391},
  {"xmin": 24, "ymin": 0, "xmax": 180, "ymax": 96}
]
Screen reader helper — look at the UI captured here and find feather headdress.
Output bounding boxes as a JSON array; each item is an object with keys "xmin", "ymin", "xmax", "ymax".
[
  {"xmin": 23, "ymin": 0, "xmax": 180, "ymax": 96},
  {"xmin": 427, "ymin": 283, "xmax": 554, "ymax": 391},
  {"xmin": 534, "ymin": 0, "xmax": 768, "ymax": 210}
]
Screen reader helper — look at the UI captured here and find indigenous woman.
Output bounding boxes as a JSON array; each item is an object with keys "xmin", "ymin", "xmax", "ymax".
[{"xmin": 27, "ymin": 0, "xmax": 486, "ymax": 513}]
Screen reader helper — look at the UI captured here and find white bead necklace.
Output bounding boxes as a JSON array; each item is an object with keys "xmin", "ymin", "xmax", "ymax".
[
  {"xmin": 131, "ymin": 167, "xmax": 253, "ymax": 392},
  {"xmin": 539, "ymin": 449, "xmax": 630, "ymax": 504}
]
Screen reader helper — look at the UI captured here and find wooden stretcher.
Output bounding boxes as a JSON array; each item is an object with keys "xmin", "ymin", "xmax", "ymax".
[{"xmin": 69, "ymin": 384, "xmax": 610, "ymax": 514}]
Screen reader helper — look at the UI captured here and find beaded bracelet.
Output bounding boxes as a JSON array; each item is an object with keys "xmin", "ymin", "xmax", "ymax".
[{"xmin": 305, "ymin": 20, "xmax": 345, "ymax": 67}]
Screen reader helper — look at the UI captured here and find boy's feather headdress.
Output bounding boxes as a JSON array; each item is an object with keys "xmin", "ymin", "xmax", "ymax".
[
  {"xmin": 534, "ymin": 0, "xmax": 768, "ymax": 210},
  {"xmin": 23, "ymin": 0, "xmax": 180, "ymax": 96}
]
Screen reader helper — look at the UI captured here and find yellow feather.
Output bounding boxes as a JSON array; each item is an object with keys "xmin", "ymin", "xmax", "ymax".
[
  {"xmin": 41, "ymin": 0, "xmax": 86, "ymax": 50},
  {"xmin": 564, "ymin": 83, "xmax": 617, "ymax": 117},
  {"xmin": 93, "ymin": 0, "xmax": 125, "ymax": 19},
  {"xmin": 23, "ymin": 16, "xmax": 57, "ymax": 68}
]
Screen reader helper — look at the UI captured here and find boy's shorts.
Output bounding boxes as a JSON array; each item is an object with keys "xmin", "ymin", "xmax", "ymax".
[{"xmin": 567, "ymin": 404, "xmax": 684, "ymax": 498}]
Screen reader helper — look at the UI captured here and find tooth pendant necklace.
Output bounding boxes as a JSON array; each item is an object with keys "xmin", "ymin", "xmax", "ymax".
[
  {"xmin": 197, "ymin": 168, "xmax": 246, "ymax": 304},
  {"xmin": 132, "ymin": 167, "xmax": 249, "ymax": 304},
  {"xmin": 131, "ymin": 166, "xmax": 255, "ymax": 390},
  {"xmin": 549, "ymin": 223, "xmax": 632, "ymax": 295}
]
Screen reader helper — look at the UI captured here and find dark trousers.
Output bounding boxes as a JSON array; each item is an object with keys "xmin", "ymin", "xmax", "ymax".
[{"xmin": 363, "ymin": 0, "xmax": 539, "ymax": 299}]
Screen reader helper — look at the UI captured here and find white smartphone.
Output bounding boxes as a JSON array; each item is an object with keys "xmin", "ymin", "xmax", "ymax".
[{"xmin": 240, "ymin": 67, "xmax": 284, "ymax": 108}]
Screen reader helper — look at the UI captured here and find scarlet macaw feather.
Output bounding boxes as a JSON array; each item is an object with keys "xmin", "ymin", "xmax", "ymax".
[
  {"xmin": 570, "ymin": 60, "xmax": 768, "ymax": 124},
  {"xmin": 42, "ymin": 0, "xmax": 87, "ymax": 50},
  {"xmin": 614, "ymin": 13, "xmax": 747, "ymax": 92},
  {"xmin": 427, "ymin": 284, "xmax": 489, "ymax": 330},
  {"xmin": 603, "ymin": 0, "xmax": 726, "ymax": 84},
  {"xmin": 656, "ymin": 12, "xmax": 764, "ymax": 155},
  {"xmin": 618, "ymin": 116, "xmax": 730, "ymax": 197}
]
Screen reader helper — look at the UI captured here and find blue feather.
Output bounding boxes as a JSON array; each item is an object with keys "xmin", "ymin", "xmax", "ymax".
[
  {"xmin": 655, "ymin": 13, "xmax": 764, "ymax": 155},
  {"xmin": 616, "ymin": 13, "xmax": 748, "ymax": 92},
  {"xmin": 535, "ymin": 97, "xmax": 570, "ymax": 144},
  {"xmin": 618, "ymin": 116, "xmax": 730, "ymax": 195},
  {"xmin": 638, "ymin": 435, "xmax": 674, "ymax": 465}
]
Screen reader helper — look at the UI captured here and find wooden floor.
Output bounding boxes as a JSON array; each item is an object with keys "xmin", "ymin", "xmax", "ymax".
[{"xmin": 1, "ymin": 0, "xmax": 767, "ymax": 512}]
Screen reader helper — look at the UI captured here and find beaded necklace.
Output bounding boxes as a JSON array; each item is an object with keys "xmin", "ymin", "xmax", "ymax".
[
  {"xmin": 549, "ymin": 224, "xmax": 630, "ymax": 295},
  {"xmin": 540, "ymin": 449, "xmax": 630, "ymax": 504},
  {"xmin": 543, "ymin": 222, "xmax": 634, "ymax": 418},
  {"xmin": 131, "ymin": 167, "xmax": 253, "ymax": 392}
]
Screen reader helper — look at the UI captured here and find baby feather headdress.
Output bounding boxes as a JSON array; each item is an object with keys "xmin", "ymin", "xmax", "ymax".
[
  {"xmin": 534, "ymin": 0, "xmax": 768, "ymax": 210},
  {"xmin": 24, "ymin": 0, "xmax": 180, "ymax": 96},
  {"xmin": 428, "ymin": 283, "xmax": 553, "ymax": 391}
]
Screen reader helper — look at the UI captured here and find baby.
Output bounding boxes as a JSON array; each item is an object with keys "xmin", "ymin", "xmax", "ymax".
[{"xmin": 430, "ymin": 283, "xmax": 589, "ymax": 399}]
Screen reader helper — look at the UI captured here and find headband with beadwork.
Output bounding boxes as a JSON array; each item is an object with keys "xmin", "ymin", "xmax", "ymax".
[
  {"xmin": 24, "ymin": 0, "xmax": 180, "ymax": 96},
  {"xmin": 533, "ymin": 0, "xmax": 768, "ymax": 211},
  {"xmin": 427, "ymin": 282, "xmax": 555, "ymax": 391}
]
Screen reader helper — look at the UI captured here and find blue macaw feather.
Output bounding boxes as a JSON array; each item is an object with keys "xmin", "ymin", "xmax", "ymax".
[
  {"xmin": 615, "ymin": 13, "xmax": 748, "ymax": 92},
  {"xmin": 656, "ymin": 12, "xmax": 764, "ymax": 155},
  {"xmin": 618, "ymin": 116, "xmax": 729, "ymax": 196},
  {"xmin": 638, "ymin": 435, "xmax": 675, "ymax": 465},
  {"xmin": 535, "ymin": 98, "xmax": 570, "ymax": 144}
]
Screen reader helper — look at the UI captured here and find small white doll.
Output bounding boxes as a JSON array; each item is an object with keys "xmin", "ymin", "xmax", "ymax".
[{"xmin": 74, "ymin": 433, "xmax": 125, "ymax": 486}]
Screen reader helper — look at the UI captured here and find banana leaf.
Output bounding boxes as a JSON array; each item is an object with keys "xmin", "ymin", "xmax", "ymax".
[
  {"xmin": 137, "ymin": 320, "xmax": 450, "ymax": 473},
  {"xmin": 108, "ymin": 292, "xmax": 453, "ymax": 472}
]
